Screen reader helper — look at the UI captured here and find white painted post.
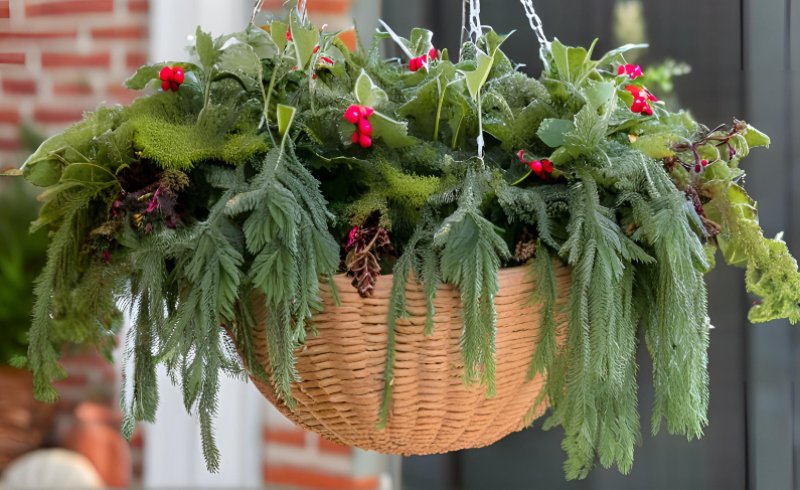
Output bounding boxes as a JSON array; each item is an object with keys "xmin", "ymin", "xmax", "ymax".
[{"xmin": 142, "ymin": 1, "xmax": 266, "ymax": 488}]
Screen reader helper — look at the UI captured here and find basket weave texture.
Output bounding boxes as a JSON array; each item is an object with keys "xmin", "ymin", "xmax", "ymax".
[{"xmin": 250, "ymin": 264, "xmax": 570, "ymax": 455}]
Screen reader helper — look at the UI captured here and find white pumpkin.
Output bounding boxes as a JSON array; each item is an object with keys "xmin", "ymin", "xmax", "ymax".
[{"xmin": 0, "ymin": 449, "xmax": 103, "ymax": 489}]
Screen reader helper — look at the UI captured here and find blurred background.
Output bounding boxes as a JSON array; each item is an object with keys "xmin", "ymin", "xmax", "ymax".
[{"xmin": 0, "ymin": 0, "xmax": 798, "ymax": 489}]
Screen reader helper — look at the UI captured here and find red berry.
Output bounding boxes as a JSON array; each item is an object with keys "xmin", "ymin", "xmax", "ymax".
[
  {"xmin": 541, "ymin": 159, "xmax": 553, "ymax": 174},
  {"xmin": 517, "ymin": 150, "xmax": 526, "ymax": 162},
  {"xmin": 159, "ymin": 66, "xmax": 172, "ymax": 81},
  {"xmin": 529, "ymin": 160, "xmax": 543, "ymax": 174},
  {"xmin": 320, "ymin": 56, "xmax": 333, "ymax": 65},
  {"xmin": 312, "ymin": 73, "xmax": 318, "ymax": 80},
  {"xmin": 641, "ymin": 104, "xmax": 653, "ymax": 116},
  {"xmin": 409, "ymin": 57, "xmax": 420, "ymax": 71},
  {"xmin": 429, "ymin": 47, "xmax": 438, "ymax": 60},
  {"xmin": 358, "ymin": 134, "xmax": 372, "ymax": 148},
  {"xmin": 344, "ymin": 105, "xmax": 361, "ymax": 124},
  {"xmin": 617, "ymin": 65, "xmax": 626, "ymax": 76},
  {"xmin": 694, "ymin": 164, "xmax": 702, "ymax": 173},
  {"xmin": 701, "ymin": 159, "xmax": 709, "ymax": 167},
  {"xmin": 352, "ymin": 130, "xmax": 360, "ymax": 144},
  {"xmin": 172, "ymin": 67, "xmax": 184, "ymax": 84},
  {"xmin": 286, "ymin": 29, "xmax": 293, "ymax": 42},
  {"xmin": 361, "ymin": 106, "xmax": 374, "ymax": 118},
  {"xmin": 161, "ymin": 80, "xmax": 170, "ymax": 91},
  {"xmin": 358, "ymin": 118, "xmax": 372, "ymax": 136},
  {"xmin": 170, "ymin": 80, "xmax": 180, "ymax": 91},
  {"xmin": 312, "ymin": 45, "xmax": 320, "ymax": 54}
]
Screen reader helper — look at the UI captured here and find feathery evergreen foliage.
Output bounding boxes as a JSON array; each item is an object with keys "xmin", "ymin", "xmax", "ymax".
[{"xmin": 6, "ymin": 4, "xmax": 800, "ymax": 479}]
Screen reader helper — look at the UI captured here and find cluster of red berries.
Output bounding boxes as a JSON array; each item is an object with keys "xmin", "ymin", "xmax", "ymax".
[
  {"xmin": 409, "ymin": 48, "xmax": 438, "ymax": 72},
  {"xmin": 693, "ymin": 159, "xmax": 710, "ymax": 174},
  {"xmin": 518, "ymin": 150, "xmax": 553, "ymax": 180},
  {"xmin": 625, "ymin": 85, "xmax": 658, "ymax": 116},
  {"xmin": 347, "ymin": 226, "xmax": 359, "ymax": 248},
  {"xmin": 159, "ymin": 66, "xmax": 185, "ymax": 92},
  {"xmin": 617, "ymin": 63, "xmax": 644, "ymax": 79},
  {"xmin": 344, "ymin": 104, "xmax": 374, "ymax": 148}
]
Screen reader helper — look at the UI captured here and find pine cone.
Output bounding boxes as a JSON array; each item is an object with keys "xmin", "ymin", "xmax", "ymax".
[
  {"xmin": 514, "ymin": 228, "xmax": 537, "ymax": 263},
  {"xmin": 345, "ymin": 226, "xmax": 392, "ymax": 297}
]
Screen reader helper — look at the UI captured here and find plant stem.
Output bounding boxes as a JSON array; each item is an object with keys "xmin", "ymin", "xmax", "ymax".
[{"xmin": 433, "ymin": 78, "xmax": 445, "ymax": 142}]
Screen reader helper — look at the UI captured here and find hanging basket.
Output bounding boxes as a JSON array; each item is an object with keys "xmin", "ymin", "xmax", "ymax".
[{"xmin": 247, "ymin": 264, "xmax": 570, "ymax": 455}]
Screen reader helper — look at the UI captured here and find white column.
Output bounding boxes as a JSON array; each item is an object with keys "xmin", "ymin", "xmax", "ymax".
[{"xmin": 143, "ymin": 1, "xmax": 265, "ymax": 488}]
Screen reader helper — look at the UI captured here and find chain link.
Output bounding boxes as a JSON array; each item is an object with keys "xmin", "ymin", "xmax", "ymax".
[{"xmin": 519, "ymin": 0, "xmax": 550, "ymax": 49}]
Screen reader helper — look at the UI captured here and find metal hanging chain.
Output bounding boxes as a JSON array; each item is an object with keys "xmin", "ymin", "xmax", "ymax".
[
  {"xmin": 519, "ymin": 0, "xmax": 550, "ymax": 50},
  {"xmin": 467, "ymin": 0, "xmax": 482, "ymax": 44}
]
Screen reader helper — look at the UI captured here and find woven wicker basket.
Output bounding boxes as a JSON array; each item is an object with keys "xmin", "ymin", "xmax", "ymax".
[{"xmin": 249, "ymin": 264, "xmax": 570, "ymax": 455}]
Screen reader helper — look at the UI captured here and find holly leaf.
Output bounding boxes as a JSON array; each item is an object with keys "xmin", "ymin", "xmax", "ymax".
[
  {"xmin": 537, "ymin": 118, "xmax": 575, "ymax": 148},
  {"xmin": 371, "ymin": 112, "xmax": 415, "ymax": 148},
  {"xmin": 354, "ymin": 70, "xmax": 388, "ymax": 108},
  {"xmin": 290, "ymin": 11, "xmax": 320, "ymax": 69},
  {"xmin": 196, "ymin": 27, "xmax": 218, "ymax": 68},
  {"xmin": 460, "ymin": 49, "xmax": 493, "ymax": 100}
]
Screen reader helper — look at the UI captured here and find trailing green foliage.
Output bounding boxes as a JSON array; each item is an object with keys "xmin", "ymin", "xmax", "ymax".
[{"xmin": 8, "ymin": 6, "xmax": 800, "ymax": 480}]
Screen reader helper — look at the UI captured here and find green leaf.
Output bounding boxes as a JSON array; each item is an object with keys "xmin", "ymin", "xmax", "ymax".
[
  {"xmin": 632, "ymin": 133, "xmax": 678, "ymax": 159},
  {"xmin": 460, "ymin": 49, "xmax": 493, "ymax": 100},
  {"xmin": 23, "ymin": 158, "xmax": 62, "ymax": 187},
  {"xmin": 196, "ymin": 27, "xmax": 218, "ymax": 68},
  {"xmin": 290, "ymin": 11, "xmax": 320, "ymax": 69},
  {"xmin": 277, "ymin": 104, "xmax": 296, "ymax": 139},
  {"xmin": 744, "ymin": 125, "xmax": 770, "ymax": 148},
  {"xmin": 549, "ymin": 38, "xmax": 598, "ymax": 85},
  {"xmin": 217, "ymin": 42, "xmax": 263, "ymax": 90},
  {"xmin": 597, "ymin": 43, "xmax": 649, "ymax": 68},
  {"xmin": 584, "ymin": 81, "xmax": 616, "ymax": 110},
  {"xmin": 563, "ymin": 105, "xmax": 607, "ymax": 156},
  {"xmin": 711, "ymin": 183, "xmax": 758, "ymax": 267},
  {"xmin": 377, "ymin": 20, "xmax": 414, "ymax": 59},
  {"xmin": 408, "ymin": 28, "xmax": 433, "ymax": 56},
  {"xmin": 270, "ymin": 20, "xmax": 288, "ymax": 51},
  {"xmin": 537, "ymin": 118, "xmax": 575, "ymax": 148},
  {"xmin": 371, "ymin": 112, "xmax": 415, "ymax": 148},
  {"xmin": 354, "ymin": 70, "xmax": 388, "ymax": 108},
  {"xmin": 60, "ymin": 162, "xmax": 118, "ymax": 185},
  {"xmin": 125, "ymin": 65, "xmax": 160, "ymax": 90}
]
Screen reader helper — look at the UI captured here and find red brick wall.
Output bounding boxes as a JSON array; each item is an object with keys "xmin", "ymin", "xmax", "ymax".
[
  {"xmin": 0, "ymin": 0, "xmax": 149, "ymax": 168},
  {"xmin": 263, "ymin": 405, "xmax": 382, "ymax": 490}
]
